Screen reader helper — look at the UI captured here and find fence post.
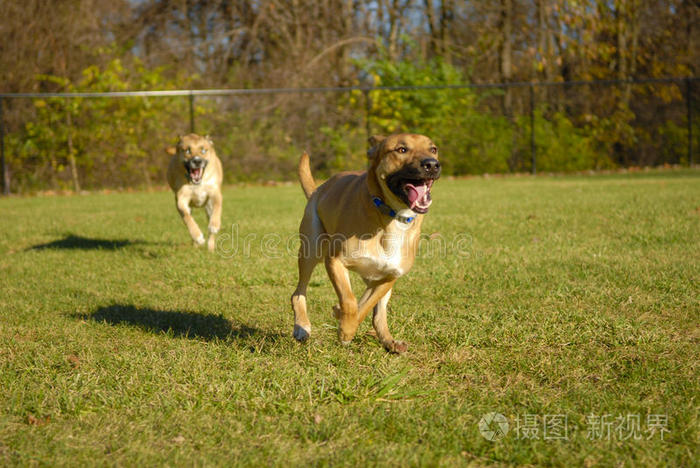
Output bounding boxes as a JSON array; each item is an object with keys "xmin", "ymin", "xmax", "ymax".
[
  {"xmin": 687, "ymin": 78, "xmax": 693, "ymax": 166},
  {"xmin": 0, "ymin": 97, "xmax": 7, "ymax": 195},
  {"xmin": 65, "ymin": 100, "xmax": 81, "ymax": 193},
  {"xmin": 530, "ymin": 83, "xmax": 536, "ymax": 175},
  {"xmin": 189, "ymin": 93, "xmax": 195, "ymax": 134}
]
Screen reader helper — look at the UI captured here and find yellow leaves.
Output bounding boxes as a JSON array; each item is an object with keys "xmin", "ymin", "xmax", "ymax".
[
  {"xmin": 81, "ymin": 65, "xmax": 101, "ymax": 82},
  {"xmin": 653, "ymin": 83, "xmax": 682, "ymax": 104},
  {"xmin": 347, "ymin": 89, "xmax": 363, "ymax": 106}
]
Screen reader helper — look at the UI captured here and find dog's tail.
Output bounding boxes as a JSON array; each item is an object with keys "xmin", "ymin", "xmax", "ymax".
[{"xmin": 298, "ymin": 151, "xmax": 316, "ymax": 200}]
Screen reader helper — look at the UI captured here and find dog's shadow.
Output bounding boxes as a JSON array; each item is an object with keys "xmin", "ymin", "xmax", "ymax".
[
  {"xmin": 80, "ymin": 304, "xmax": 271, "ymax": 342},
  {"xmin": 29, "ymin": 234, "xmax": 142, "ymax": 251}
]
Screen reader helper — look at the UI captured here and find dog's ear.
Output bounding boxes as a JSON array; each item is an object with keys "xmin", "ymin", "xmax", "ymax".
[
  {"xmin": 367, "ymin": 135, "xmax": 386, "ymax": 160},
  {"xmin": 368, "ymin": 135, "xmax": 386, "ymax": 147},
  {"xmin": 205, "ymin": 135, "xmax": 214, "ymax": 146},
  {"xmin": 165, "ymin": 146, "xmax": 177, "ymax": 156}
]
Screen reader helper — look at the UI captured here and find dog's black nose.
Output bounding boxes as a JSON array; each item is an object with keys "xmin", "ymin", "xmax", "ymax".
[
  {"xmin": 191, "ymin": 156, "xmax": 204, "ymax": 166},
  {"xmin": 421, "ymin": 158, "xmax": 441, "ymax": 176}
]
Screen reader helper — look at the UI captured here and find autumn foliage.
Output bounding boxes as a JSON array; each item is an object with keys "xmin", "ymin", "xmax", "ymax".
[{"xmin": 0, "ymin": 0, "xmax": 697, "ymax": 192}]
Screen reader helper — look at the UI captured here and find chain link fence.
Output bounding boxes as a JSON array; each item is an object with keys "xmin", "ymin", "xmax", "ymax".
[{"xmin": 1, "ymin": 77, "xmax": 697, "ymax": 194}]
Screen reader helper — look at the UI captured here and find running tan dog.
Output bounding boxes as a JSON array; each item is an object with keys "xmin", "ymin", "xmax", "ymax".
[
  {"xmin": 166, "ymin": 133, "xmax": 223, "ymax": 251},
  {"xmin": 291, "ymin": 133, "xmax": 441, "ymax": 353}
]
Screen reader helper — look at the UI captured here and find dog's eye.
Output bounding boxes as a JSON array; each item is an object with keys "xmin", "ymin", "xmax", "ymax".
[
  {"xmin": 185, "ymin": 148, "xmax": 191, "ymax": 154},
  {"xmin": 430, "ymin": 146, "xmax": 438, "ymax": 154},
  {"xmin": 396, "ymin": 147, "xmax": 407, "ymax": 154},
  {"xmin": 201, "ymin": 148, "xmax": 207, "ymax": 154}
]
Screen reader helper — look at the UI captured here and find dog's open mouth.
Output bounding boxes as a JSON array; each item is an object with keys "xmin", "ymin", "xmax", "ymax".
[
  {"xmin": 188, "ymin": 167, "xmax": 203, "ymax": 184},
  {"xmin": 402, "ymin": 179, "xmax": 434, "ymax": 213},
  {"xmin": 386, "ymin": 172, "xmax": 437, "ymax": 214},
  {"xmin": 184, "ymin": 159, "xmax": 208, "ymax": 185}
]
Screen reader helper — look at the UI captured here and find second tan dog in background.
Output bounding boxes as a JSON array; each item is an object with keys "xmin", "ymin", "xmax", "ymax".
[{"xmin": 166, "ymin": 133, "xmax": 223, "ymax": 251}]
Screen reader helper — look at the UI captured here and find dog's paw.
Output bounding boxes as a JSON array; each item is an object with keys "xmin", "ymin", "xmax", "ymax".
[
  {"xmin": 293, "ymin": 324, "xmax": 311, "ymax": 342},
  {"xmin": 207, "ymin": 235, "xmax": 216, "ymax": 252},
  {"xmin": 384, "ymin": 340, "xmax": 408, "ymax": 354},
  {"xmin": 338, "ymin": 329, "xmax": 355, "ymax": 345},
  {"xmin": 194, "ymin": 234, "xmax": 205, "ymax": 246}
]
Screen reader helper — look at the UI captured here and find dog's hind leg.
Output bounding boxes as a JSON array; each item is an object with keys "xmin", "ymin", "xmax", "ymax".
[
  {"xmin": 291, "ymin": 207, "xmax": 322, "ymax": 342},
  {"xmin": 291, "ymin": 253, "xmax": 317, "ymax": 342},
  {"xmin": 370, "ymin": 288, "xmax": 407, "ymax": 353}
]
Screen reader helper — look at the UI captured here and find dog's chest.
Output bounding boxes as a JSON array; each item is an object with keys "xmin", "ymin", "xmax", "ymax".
[
  {"xmin": 188, "ymin": 185, "xmax": 210, "ymax": 207},
  {"xmin": 347, "ymin": 230, "xmax": 411, "ymax": 281}
]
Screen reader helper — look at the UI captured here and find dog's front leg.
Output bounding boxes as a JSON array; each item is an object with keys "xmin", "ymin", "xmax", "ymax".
[
  {"xmin": 324, "ymin": 256, "xmax": 360, "ymax": 344},
  {"xmin": 176, "ymin": 197, "xmax": 205, "ymax": 246},
  {"xmin": 205, "ymin": 192, "xmax": 222, "ymax": 252},
  {"xmin": 369, "ymin": 289, "xmax": 407, "ymax": 353},
  {"xmin": 355, "ymin": 280, "xmax": 399, "ymax": 350}
]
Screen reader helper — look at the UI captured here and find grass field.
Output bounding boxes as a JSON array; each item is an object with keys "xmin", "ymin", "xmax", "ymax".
[{"xmin": 0, "ymin": 170, "xmax": 698, "ymax": 466}]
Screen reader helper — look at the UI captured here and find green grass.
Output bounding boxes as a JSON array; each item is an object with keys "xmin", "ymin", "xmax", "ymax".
[{"xmin": 1, "ymin": 170, "xmax": 698, "ymax": 466}]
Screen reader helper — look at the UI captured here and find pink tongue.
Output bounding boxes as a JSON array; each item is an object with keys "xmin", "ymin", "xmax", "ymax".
[
  {"xmin": 192, "ymin": 168, "xmax": 201, "ymax": 178},
  {"xmin": 405, "ymin": 183, "xmax": 431, "ymax": 210}
]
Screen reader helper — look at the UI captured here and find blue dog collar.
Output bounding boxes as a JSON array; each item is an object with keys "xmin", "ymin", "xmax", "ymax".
[{"xmin": 372, "ymin": 197, "xmax": 415, "ymax": 224}]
